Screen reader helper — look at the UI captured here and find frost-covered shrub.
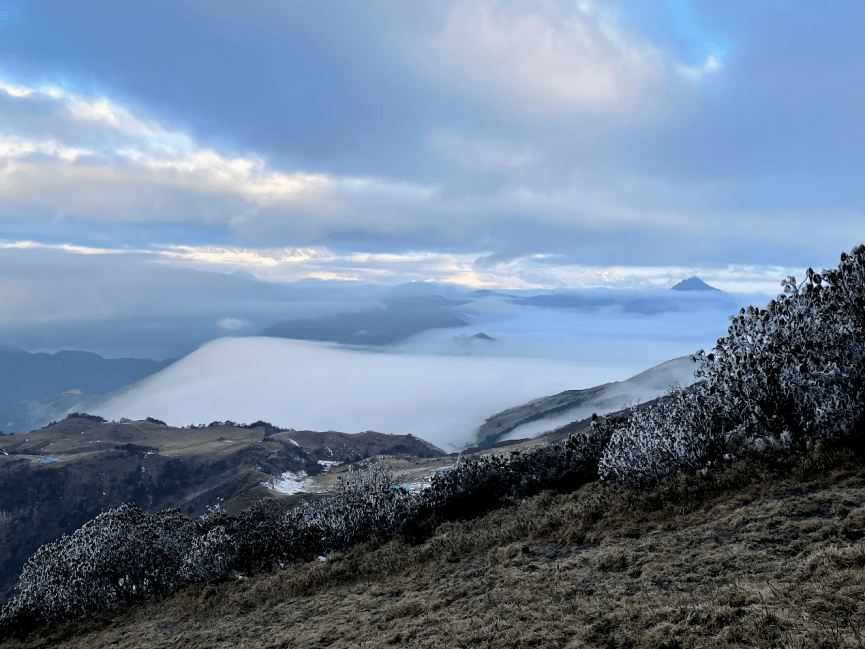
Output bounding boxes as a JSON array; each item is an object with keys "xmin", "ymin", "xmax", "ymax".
[
  {"xmin": 419, "ymin": 428, "xmax": 602, "ymax": 523},
  {"xmin": 1, "ymin": 505, "xmax": 199, "ymax": 626},
  {"xmin": 597, "ymin": 389, "xmax": 732, "ymax": 487},
  {"xmin": 290, "ymin": 460, "xmax": 420, "ymax": 552},
  {"xmin": 694, "ymin": 246, "xmax": 864, "ymax": 447},
  {"xmin": 599, "ymin": 244, "xmax": 865, "ymax": 487}
]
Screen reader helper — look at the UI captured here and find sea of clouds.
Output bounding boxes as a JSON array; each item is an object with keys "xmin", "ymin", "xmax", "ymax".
[{"xmin": 93, "ymin": 289, "xmax": 756, "ymax": 450}]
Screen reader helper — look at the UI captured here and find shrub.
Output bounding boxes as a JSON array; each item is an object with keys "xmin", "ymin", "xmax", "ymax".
[
  {"xmin": 65, "ymin": 413, "xmax": 107, "ymax": 423},
  {"xmin": 695, "ymin": 247, "xmax": 865, "ymax": 447},
  {"xmin": 597, "ymin": 389, "xmax": 732, "ymax": 487},
  {"xmin": 1, "ymin": 505, "xmax": 199, "ymax": 626},
  {"xmin": 599, "ymin": 244, "xmax": 865, "ymax": 487},
  {"xmin": 289, "ymin": 460, "xmax": 420, "ymax": 552}
]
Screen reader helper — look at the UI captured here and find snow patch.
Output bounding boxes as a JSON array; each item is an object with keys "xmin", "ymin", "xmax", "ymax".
[
  {"xmin": 264, "ymin": 471, "xmax": 315, "ymax": 495},
  {"xmin": 264, "ymin": 459, "xmax": 341, "ymax": 495}
]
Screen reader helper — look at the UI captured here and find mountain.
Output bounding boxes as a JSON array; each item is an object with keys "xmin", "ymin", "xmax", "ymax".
[
  {"xmin": 670, "ymin": 276, "xmax": 721, "ymax": 291},
  {"xmin": 0, "ymin": 349, "xmax": 174, "ymax": 411},
  {"xmin": 453, "ymin": 332, "xmax": 496, "ymax": 342},
  {"xmin": 6, "ymin": 419, "xmax": 861, "ymax": 648},
  {"xmin": 262, "ymin": 296, "xmax": 469, "ymax": 345},
  {"xmin": 0, "ymin": 415, "xmax": 445, "ymax": 601},
  {"xmin": 476, "ymin": 356, "xmax": 699, "ymax": 445},
  {"xmin": 0, "ymin": 390, "xmax": 105, "ymax": 435}
]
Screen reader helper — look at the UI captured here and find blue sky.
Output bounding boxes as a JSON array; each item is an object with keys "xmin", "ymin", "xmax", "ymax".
[{"xmin": 0, "ymin": 0, "xmax": 862, "ymax": 335}]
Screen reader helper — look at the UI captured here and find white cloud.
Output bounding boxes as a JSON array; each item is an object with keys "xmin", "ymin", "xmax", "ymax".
[
  {"xmin": 0, "ymin": 239, "xmax": 807, "ymax": 296},
  {"xmin": 216, "ymin": 317, "xmax": 248, "ymax": 331},
  {"xmin": 430, "ymin": 131, "xmax": 537, "ymax": 170},
  {"xmin": 92, "ymin": 336, "xmax": 640, "ymax": 449},
  {"xmin": 0, "ymin": 75, "xmax": 434, "ymax": 232},
  {"xmin": 678, "ymin": 44, "xmax": 726, "ymax": 81},
  {"xmin": 411, "ymin": 0, "xmax": 669, "ymax": 117}
]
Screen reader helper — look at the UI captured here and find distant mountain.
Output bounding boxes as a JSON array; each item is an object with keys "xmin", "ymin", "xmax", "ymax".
[
  {"xmin": 454, "ymin": 332, "xmax": 496, "ymax": 342},
  {"xmin": 0, "ymin": 349, "xmax": 175, "ymax": 412},
  {"xmin": 262, "ymin": 296, "xmax": 469, "ymax": 345},
  {"xmin": 0, "ymin": 390, "xmax": 104, "ymax": 435},
  {"xmin": 670, "ymin": 277, "xmax": 721, "ymax": 292}
]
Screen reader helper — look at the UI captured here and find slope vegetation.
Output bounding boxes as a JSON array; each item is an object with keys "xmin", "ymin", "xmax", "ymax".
[
  {"xmin": 0, "ymin": 416, "xmax": 442, "ymax": 600},
  {"xmin": 4, "ymin": 442, "xmax": 865, "ymax": 648}
]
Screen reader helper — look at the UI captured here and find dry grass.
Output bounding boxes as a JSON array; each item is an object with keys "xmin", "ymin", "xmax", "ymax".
[{"xmin": 5, "ymin": 445, "xmax": 865, "ymax": 648}]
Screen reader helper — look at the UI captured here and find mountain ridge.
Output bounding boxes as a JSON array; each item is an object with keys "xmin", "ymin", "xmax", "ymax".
[{"xmin": 670, "ymin": 276, "xmax": 721, "ymax": 291}]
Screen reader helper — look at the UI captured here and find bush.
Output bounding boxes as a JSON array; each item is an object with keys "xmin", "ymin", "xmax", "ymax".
[
  {"xmin": 598, "ymin": 244, "xmax": 865, "ymax": 486},
  {"xmin": 65, "ymin": 413, "xmax": 107, "ymax": 423},
  {"xmin": 597, "ymin": 389, "xmax": 732, "ymax": 487},
  {"xmin": 1, "ymin": 505, "xmax": 199, "ymax": 626}
]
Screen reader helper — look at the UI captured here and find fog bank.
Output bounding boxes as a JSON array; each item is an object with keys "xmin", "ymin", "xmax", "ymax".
[{"xmin": 94, "ymin": 337, "xmax": 641, "ymax": 450}]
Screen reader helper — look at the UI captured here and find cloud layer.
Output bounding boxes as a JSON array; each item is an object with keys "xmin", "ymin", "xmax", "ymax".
[
  {"xmin": 91, "ymin": 336, "xmax": 675, "ymax": 449},
  {"xmin": 0, "ymin": 0, "xmax": 861, "ymax": 318}
]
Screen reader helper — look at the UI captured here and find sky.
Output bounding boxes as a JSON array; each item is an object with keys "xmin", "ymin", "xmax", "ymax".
[{"xmin": 0, "ymin": 0, "xmax": 862, "ymax": 356}]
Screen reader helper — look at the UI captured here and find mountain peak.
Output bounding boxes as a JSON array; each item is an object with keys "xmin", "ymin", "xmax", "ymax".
[{"xmin": 670, "ymin": 276, "xmax": 721, "ymax": 292}]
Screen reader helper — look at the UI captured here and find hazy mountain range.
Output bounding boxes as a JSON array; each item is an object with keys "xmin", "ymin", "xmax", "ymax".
[
  {"xmin": 0, "ymin": 350, "xmax": 175, "ymax": 434},
  {"xmin": 262, "ymin": 295, "xmax": 469, "ymax": 345}
]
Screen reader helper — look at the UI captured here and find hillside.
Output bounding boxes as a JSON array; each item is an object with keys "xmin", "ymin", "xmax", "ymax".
[
  {"xmin": 477, "ymin": 356, "xmax": 698, "ymax": 445},
  {"xmin": 0, "ymin": 416, "xmax": 444, "ymax": 601},
  {"xmin": 0, "ymin": 349, "xmax": 174, "ymax": 412},
  {"xmin": 4, "ymin": 441, "xmax": 864, "ymax": 648}
]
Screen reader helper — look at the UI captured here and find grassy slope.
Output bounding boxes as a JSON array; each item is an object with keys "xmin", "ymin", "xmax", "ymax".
[{"xmin": 5, "ymin": 443, "xmax": 865, "ymax": 649}]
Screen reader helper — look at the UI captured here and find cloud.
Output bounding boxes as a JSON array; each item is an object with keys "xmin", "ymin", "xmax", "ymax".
[
  {"xmin": 0, "ymin": 1, "xmax": 859, "ymax": 282},
  {"xmin": 0, "ymin": 75, "xmax": 435, "ymax": 234},
  {"xmin": 411, "ymin": 0, "xmax": 670, "ymax": 117},
  {"xmin": 90, "ymin": 336, "xmax": 653, "ymax": 448},
  {"xmin": 0, "ymin": 240, "xmax": 811, "ymax": 314},
  {"xmin": 678, "ymin": 45, "xmax": 725, "ymax": 81},
  {"xmin": 216, "ymin": 317, "xmax": 248, "ymax": 331},
  {"xmin": 430, "ymin": 131, "xmax": 536, "ymax": 171}
]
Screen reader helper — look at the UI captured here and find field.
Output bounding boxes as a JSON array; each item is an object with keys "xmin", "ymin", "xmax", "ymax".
[{"xmin": 5, "ymin": 442, "xmax": 864, "ymax": 648}]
